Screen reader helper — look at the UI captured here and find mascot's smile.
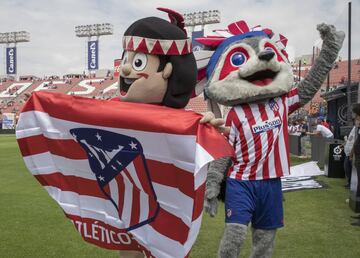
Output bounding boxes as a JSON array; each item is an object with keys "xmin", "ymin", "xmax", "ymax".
[
  {"xmin": 241, "ymin": 69, "xmax": 279, "ymax": 87},
  {"xmin": 120, "ymin": 76, "xmax": 138, "ymax": 94},
  {"xmin": 202, "ymin": 34, "xmax": 295, "ymax": 105}
]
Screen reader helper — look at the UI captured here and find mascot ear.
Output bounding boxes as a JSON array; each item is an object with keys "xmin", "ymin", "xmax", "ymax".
[{"xmin": 162, "ymin": 62, "xmax": 173, "ymax": 79}]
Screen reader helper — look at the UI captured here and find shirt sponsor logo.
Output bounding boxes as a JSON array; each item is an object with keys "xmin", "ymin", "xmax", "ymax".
[{"xmin": 252, "ymin": 117, "xmax": 282, "ymax": 134}]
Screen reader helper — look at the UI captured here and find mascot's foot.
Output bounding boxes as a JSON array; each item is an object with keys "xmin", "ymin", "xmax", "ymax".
[
  {"xmin": 249, "ymin": 228, "xmax": 276, "ymax": 258},
  {"xmin": 218, "ymin": 223, "xmax": 247, "ymax": 258}
]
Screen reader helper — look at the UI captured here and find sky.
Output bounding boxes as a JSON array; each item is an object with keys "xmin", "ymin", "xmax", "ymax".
[{"xmin": 0, "ymin": 0, "xmax": 358, "ymax": 77}]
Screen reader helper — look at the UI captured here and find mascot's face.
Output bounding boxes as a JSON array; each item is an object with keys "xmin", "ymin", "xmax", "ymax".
[
  {"xmin": 205, "ymin": 35, "xmax": 294, "ymax": 106},
  {"xmin": 119, "ymin": 50, "xmax": 172, "ymax": 104}
]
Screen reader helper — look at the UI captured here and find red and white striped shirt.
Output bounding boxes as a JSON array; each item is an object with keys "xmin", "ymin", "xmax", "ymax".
[{"xmin": 225, "ymin": 88, "xmax": 300, "ymax": 180}]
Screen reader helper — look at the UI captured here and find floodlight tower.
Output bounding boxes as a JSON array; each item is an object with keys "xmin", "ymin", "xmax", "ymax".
[
  {"xmin": 183, "ymin": 10, "xmax": 221, "ymax": 34},
  {"xmin": 183, "ymin": 10, "xmax": 220, "ymax": 52},
  {"xmin": 75, "ymin": 23, "xmax": 113, "ymax": 75},
  {"xmin": 0, "ymin": 31, "xmax": 30, "ymax": 78}
]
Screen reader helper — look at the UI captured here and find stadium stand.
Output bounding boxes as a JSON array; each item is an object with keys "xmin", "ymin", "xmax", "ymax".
[
  {"xmin": 0, "ymin": 76, "xmax": 119, "ymax": 115},
  {"xmin": 292, "ymin": 59, "xmax": 360, "ymax": 114},
  {"xmin": 1, "ymin": 58, "xmax": 359, "ymax": 120}
]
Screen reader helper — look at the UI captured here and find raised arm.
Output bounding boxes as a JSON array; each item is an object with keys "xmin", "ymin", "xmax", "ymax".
[{"xmin": 298, "ymin": 24, "xmax": 345, "ymax": 106}]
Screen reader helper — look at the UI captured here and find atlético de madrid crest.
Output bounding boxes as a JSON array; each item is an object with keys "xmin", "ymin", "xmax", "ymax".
[{"xmin": 70, "ymin": 128, "xmax": 159, "ymax": 231}]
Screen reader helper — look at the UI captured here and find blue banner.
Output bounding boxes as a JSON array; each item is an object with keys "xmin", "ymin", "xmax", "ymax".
[
  {"xmin": 88, "ymin": 41, "xmax": 99, "ymax": 70},
  {"xmin": 191, "ymin": 31, "xmax": 204, "ymax": 52},
  {"xmin": 6, "ymin": 47, "xmax": 17, "ymax": 75}
]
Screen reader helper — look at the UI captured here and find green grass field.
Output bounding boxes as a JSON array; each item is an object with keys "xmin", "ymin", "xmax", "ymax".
[{"xmin": 1, "ymin": 134, "xmax": 360, "ymax": 258}]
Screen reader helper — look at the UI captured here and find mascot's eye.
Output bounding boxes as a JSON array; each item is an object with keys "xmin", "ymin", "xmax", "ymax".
[
  {"xmin": 132, "ymin": 53, "xmax": 147, "ymax": 71},
  {"xmin": 230, "ymin": 52, "xmax": 247, "ymax": 67}
]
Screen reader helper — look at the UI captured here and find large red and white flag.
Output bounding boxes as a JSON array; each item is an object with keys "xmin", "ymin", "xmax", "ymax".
[{"xmin": 16, "ymin": 92, "xmax": 234, "ymax": 258}]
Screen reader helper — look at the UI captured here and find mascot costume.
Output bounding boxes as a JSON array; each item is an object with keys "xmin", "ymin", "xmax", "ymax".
[
  {"xmin": 196, "ymin": 21, "xmax": 344, "ymax": 258},
  {"xmin": 117, "ymin": 7, "xmax": 228, "ymax": 258},
  {"xmin": 16, "ymin": 8, "xmax": 233, "ymax": 258},
  {"xmin": 119, "ymin": 8, "xmax": 196, "ymax": 108}
]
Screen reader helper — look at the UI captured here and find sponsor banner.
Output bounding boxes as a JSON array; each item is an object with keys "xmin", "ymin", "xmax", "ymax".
[
  {"xmin": 2, "ymin": 113, "xmax": 16, "ymax": 129},
  {"xmin": 88, "ymin": 41, "xmax": 99, "ymax": 70},
  {"xmin": 114, "ymin": 59, "xmax": 122, "ymax": 78},
  {"xmin": 6, "ymin": 47, "xmax": 17, "ymax": 75},
  {"xmin": 191, "ymin": 31, "xmax": 204, "ymax": 52}
]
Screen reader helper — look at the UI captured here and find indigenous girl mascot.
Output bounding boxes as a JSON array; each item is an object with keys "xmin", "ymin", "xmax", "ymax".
[
  {"xmin": 198, "ymin": 21, "xmax": 344, "ymax": 257},
  {"xmin": 117, "ymin": 8, "xmax": 229, "ymax": 258}
]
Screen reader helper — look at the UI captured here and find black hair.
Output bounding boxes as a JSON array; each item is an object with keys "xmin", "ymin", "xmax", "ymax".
[
  {"xmin": 352, "ymin": 103, "xmax": 360, "ymax": 116},
  {"xmin": 124, "ymin": 17, "xmax": 197, "ymax": 108}
]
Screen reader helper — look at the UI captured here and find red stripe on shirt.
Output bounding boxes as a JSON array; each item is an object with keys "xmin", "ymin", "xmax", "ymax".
[
  {"xmin": 289, "ymin": 102, "xmax": 301, "ymax": 114},
  {"xmin": 287, "ymin": 87, "xmax": 301, "ymax": 114},
  {"xmin": 287, "ymin": 87, "xmax": 298, "ymax": 98},
  {"xmin": 242, "ymin": 104, "xmax": 262, "ymax": 180},
  {"xmin": 258, "ymin": 103, "xmax": 271, "ymax": 179},
  {"xmin": 281, "ymin": 96, "xmax": 291, "ymax": 176},
  {"xmin": 271, "ymin": 97, "xmax": 284, "ymax": 178},
  {"xmin": 226, "ymin": 108, "xmax": 249, "ymax": 179}
]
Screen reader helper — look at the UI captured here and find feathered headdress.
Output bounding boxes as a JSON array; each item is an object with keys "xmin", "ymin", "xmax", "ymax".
[{"xmin": 194, "ymin": 20, "xmax": 289, "ymax": 82}]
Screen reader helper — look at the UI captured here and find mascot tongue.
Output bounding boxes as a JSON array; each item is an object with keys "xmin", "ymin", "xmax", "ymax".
[{"xmin": 251, "ymin": 78, "xmax": 273, "ymax": 86}]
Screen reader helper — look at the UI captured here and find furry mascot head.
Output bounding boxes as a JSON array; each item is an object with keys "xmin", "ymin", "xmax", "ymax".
[
  {"xmin": 119, "ymin": 8, "xmax": 197, "ymax": 108},
  {"xmin": 201, "ymin": 20, "xmax": 345, "ymax": 258},
  {"xmin": 198, "ymin": 21, "xmax": 294, "ymax": 106}
]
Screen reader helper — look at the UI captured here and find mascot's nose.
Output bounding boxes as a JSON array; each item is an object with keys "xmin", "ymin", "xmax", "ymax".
[
  {"xmin": 258, "ymin": 50, "xmax": 275, "ymax": 61},
  {"xmin": 121, "ymin": 64, "xmax": 132, "ymax": 76}
]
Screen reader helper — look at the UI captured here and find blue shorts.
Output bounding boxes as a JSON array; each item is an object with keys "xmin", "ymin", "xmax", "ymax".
[{"xmin": 225, "ymin": 177, "xmax": 284, "ymax": 229}]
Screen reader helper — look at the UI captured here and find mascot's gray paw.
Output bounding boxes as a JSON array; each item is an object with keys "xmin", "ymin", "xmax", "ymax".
[
  {"xmin": 204, "ymin": 183, "xmax": 220, "ymax": 217},
  {"xmin": 205, "ymin": 181, "xmax": 220, "ymax": 199},
  {"xmin": 204, "ymin": 196, "xmax": 218, "ymax": 217},
  {"xmin": 317, "ymin": 23, "xmax": 345, "ymax": 47}
]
